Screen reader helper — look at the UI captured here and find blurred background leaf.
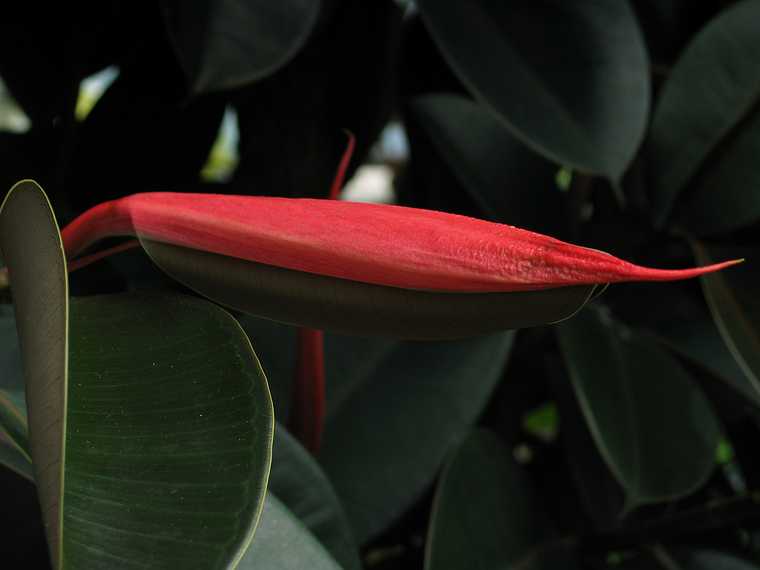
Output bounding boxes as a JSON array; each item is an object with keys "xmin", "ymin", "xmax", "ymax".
[{"xmin": 416, "ymin": 0, "xmax": 650, "ymax": 181}]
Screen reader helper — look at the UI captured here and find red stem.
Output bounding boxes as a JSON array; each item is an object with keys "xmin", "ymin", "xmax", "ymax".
[
  {"xmin": 290, "ymin": 130, "xmax": 355, "ymax": 453},
  {"xmin": 328, "ymin": 130, "xmax": 356, "ymax": 201},
  {"xmin": 290, "ymin": 328, "xmax": 326, "ymax": 453}
]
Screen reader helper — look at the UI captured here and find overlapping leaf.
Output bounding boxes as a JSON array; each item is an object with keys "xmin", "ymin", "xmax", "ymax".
[
  {"xmin": 692, "ymin": 241, "xmax": 760, "ymax": 399},
  {"xmin": 0, "ymin": 181, "xmax": 275, "ymax": 569},
  {"xmin": 405, "ymin": 93, "xmax": 564, "ymax": 234},
  {"xmin": 270, "ymin": 426, "xmax": 360, "ymax": 570},
  {"xmin": 162, "ymin": 0, "xmax": 321, "ymax": 92},
  {"xmin": 319, "ymin": 331, "xmax": 515, "ymax": 541},
  {"xmin": 648, "ymin": 0, "xmax": 760, "ymax": 234},
  {"xmin": 557, "ymin": 308, "xmax": 721, "ymax": 508},
  {"xmin": 425, "ymin": 430, "xmax": 577, "ymax": 570},
  {"xmin": 417, "ymin": 0, "xmax": 650, "ymax": 180},
  {"xmin": 240, "ymin": 495, "xmax": 342, "ymax": 570}
]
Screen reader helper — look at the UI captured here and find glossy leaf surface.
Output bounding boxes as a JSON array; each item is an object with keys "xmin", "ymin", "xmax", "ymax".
[
  {"xmin": 240, "ymin": 494, "xmax": 341, "ymax": 570},
  {"xmin": 417, "ymin": 0, "xmax": 650, "ymax": 180},
  {"xmin": 141, "ymin": 240, "xmax": 596, "ymax": 339},
  {"xmin": 557, "ymin": 308, "xmax": 721, "ymax": 508},
  {"xmin": 162, "ymin": 0, "xmax": 320, "ymax": 92},
  {"xmin": 270, "ymin": 426, "xmax": 360, "ymax": 570},
  {"xmin": 648, "ymin": 0, "xmax": 760, "ymax": 233},
  {"xmin": 64, "ymin": 293, "xmax": 274, "ymax": 569},
  {"xmin": 320, "ymin": 332, "xmax": 515, "ymax": 541},
  {"xmin": 406, "ymin": 93, "xmax": 563, "ymax": 234},
  {"xmin": 425, "ymin": 430, "xmax": 561, "ymax": 570},
  {"xmin": 693, "ymin": 242, "xmax": 760, "ymax": 399},
  {"xmin": 0, "ymin": 180, "xmax": 68, "ymax": 566}
]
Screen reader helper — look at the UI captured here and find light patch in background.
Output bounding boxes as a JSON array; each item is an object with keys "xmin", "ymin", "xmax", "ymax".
[
  {"xmin": 76, "ymin": 66, "xmax": 119, "ymax": 121},
  {"xmin": 201, "ymin": 106, "xmax": 240, "ymax": 182},
  {"xmin": 0, "ymin": 77, "xmax": 31, "ymax": 133},
  {"xmin": 341, "ymin": 121, "xmax": 409, "ymax": 203},
  {"xmin": 370, "ymin": 121, "xmax": 409, "ymax": 166},
  {"xmin": 555, "ymin": 166, "xmax": 573, "ymax": 191},
  {"xmin": 341, "ymin": 165, "xmax": 396, "ymax": 204}
]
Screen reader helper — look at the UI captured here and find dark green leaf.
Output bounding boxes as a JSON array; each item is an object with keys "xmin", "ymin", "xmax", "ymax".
[
  {"xmin": 0, "ymin": 180, "xmax": 68, "ymax": 566},
  {"xmin": 557, "ymin": 308, "xmax": 721, "ymax": 508},
  {"xmin": 405, "ymin": 93, "xmax": 564, "ymax": 234},
  {"xmin": 320, "ymin": 332, "xmax": 515, "ymax": 541},
  {"xmin": 240, "ymin": 495, "xmax": 341, "ymax": 570},
  {"xmin": 162, "ymin": 0, "xmax": 321, "ymax": 93},
  {"xmin": 141, "ymin": 240, "xmax": 596, "ymax": 339},
  {"xmin": 611, "ymin": 279, "xmax": 758, "ymax": 411},
  {"xmin": 271, "ymin": 426, "xmax": 360, "ymax": 570},
  {"xmin": 425, "ymin": 429, "xmax": 565, "ymax": 570},
  {"xmin": 648, "ymin": 0, "xmax": 760, "ymax": 233},
  {"xmin": 692, "ymin": 242, "xmax": 760, "ymax": 398},
  {"xmin": 416, "ymin": 0, "xmax": 650, "ymax": 180},
  {"xmin": 551, "ymin": 368, "xmax": 625, "ymax": 528},
  {"xmin": 1, "ymin": 181, "xmax": 275, "ymax": 568},
  {"xmin": 64, "ymin": 293, "xmax": 274, "ymax": 569}
]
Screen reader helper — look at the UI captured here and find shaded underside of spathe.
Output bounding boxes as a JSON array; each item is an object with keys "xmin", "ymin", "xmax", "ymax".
[
  {"xmin": 60, "ymin": 193, "xmax": 740, "ymax": 294},
  {"xmin": 141, "ymin": 240, "xmax": 597, "ymax": 340}
]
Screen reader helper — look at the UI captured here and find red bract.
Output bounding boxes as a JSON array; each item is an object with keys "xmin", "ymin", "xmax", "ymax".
[{"xmin": 61, "ymin": 193, "xmax": 739, "ymax": 291}]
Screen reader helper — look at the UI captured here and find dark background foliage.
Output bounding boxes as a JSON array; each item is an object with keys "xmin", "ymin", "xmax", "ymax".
[{"xmin": 1, "ymin": 0, "xmax": 760, "ymax": 568}]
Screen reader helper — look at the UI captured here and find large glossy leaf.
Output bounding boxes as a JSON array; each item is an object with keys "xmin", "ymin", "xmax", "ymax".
[
  {"xmin": 425, "ymin": 430, "xmax": 571, "ymax": 570},
  {"xmin": 162, "ymin": 0, "xmax": 321, "ymax": 93},
  {"xmin": 0, "ymin": 180, "xmax": 68, "ymax": 566},
  {"xmin": 648, "ymin": 0, "xmax": 760, "ymax": 233},
  {"xmin": 64, "ymin": 293, "xmax": 273, "ymax": 569},
  {"xmin": 613, "ymin": 280, "xmax": 760, "ymax": 410},
  {"xmin": 240, "ymin": 494, "xmax": 341, "ymax": 569},
  {"xmin": 319, "ymin": 331, "xmax": 515, "ymax": 541},
  {"xmin": 557, "ymin": 308, "xmax": 721, "ymax": 508},
  {"xmin": 405, "ymin": 93, "xmax": 564, "ymax": 234},
  {"xmin": 270, "ymin": 426, "xmax": 360, "ymax": 570},
  {"xmin": 551, "ymin": 370, "xmax": 625, "ymax": 528},
  {"xmin": 141, "ymin": 240, "xmax": 596, "ymax": 339},
  {"xmin": 1, "ymin": 181, "xmax": 275, "ymax": 568},
  {"xmin": 416, "ymin": 0, "xmax": 650, "ymax": 180},
  {"xmin": 692, "ymin": 242, "xmax": 760, "ymax": 398}
]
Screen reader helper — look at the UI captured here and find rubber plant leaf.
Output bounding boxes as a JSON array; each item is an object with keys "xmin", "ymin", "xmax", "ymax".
[
  {"xmin": 58, "ymin": 193, "xmax": 740, "ymax": 339},
  {"xmin": 0, "ymin": 181, "xmax": 275, "ymax": 569}
]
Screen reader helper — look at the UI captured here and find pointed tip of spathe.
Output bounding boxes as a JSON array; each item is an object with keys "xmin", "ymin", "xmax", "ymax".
[
  {"xmin": 700, "ymin": 257, "xmax": 745, "ymax": 273},
  {"xmin": 635, "ymin": 257, "xmax": 745, "ymax": 282}
]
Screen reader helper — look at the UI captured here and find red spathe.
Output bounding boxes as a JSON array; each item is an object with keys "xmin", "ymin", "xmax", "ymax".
[{"xmin": 61, "ymin": 193, "xmax": 740, "ymax": 293}]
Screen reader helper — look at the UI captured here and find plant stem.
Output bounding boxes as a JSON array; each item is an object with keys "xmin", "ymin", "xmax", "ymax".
[{"xmin": 290, "ymin": 130, "xmax": 355, "ymax": 453}]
